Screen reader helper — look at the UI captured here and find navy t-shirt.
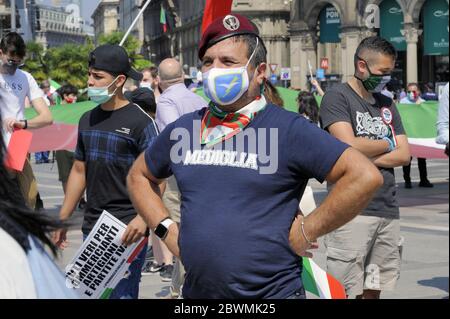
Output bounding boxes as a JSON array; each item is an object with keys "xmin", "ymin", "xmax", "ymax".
[{"xmin": 145, "ymin": 104, "xmax": 349, "ymax": 299}]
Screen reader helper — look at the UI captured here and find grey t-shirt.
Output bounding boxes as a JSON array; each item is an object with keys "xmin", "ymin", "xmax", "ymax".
[{"xmin": 319, "ymin": 83, "xmax": 405, "ymax": 219}]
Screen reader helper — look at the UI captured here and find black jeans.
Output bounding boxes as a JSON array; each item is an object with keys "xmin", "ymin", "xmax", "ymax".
[{"xmin": 403, "ymin": 157, "xmax": 428, "ymax": 183}]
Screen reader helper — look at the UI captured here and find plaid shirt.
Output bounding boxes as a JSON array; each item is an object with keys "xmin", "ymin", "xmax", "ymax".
[{"xmin": 75, "ymin": 103, "xmax": 158, "ymax": 234}]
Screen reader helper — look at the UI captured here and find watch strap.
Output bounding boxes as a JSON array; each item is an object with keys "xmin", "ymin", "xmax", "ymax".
[{"xmin": 161, "ymin": 218, "xmax": 174, "ymax": 229}]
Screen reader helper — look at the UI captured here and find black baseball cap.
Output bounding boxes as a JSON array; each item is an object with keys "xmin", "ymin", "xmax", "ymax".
[{"xmin": 88, "ymin": 44, "xmax": 143, "ymax": 81}]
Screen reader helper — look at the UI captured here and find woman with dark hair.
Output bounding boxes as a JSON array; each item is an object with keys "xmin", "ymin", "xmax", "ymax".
[
  {"xmin": 0, "ymin": 112, "xmax": 76, "ymax": 298},
  {"xmin": 297, "ymin": 91, "xmax": 320, "ymax": 124}
]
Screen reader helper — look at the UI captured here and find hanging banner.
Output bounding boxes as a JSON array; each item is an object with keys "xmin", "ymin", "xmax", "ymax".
[
  {"xmin": 319, "ymin": 4, "xmax": 341, "ymax": 43},
  {"xmin": 380, "ymin": 0, "xmax": 406, "ymax": 51},
  {"xmin": 423, "ymin": 0, "xmax": 449, "ymax": 56}
]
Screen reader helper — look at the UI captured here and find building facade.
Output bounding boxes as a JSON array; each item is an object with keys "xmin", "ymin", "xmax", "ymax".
[
  {"xmin": 0, "ymin": 0, "xmax": 13, "ymax": 39},
  {"xmin": 92, "ymin": 0, "xmax": 120, "ymax": 43},
  {"xmin": 120, "ymin": 0, "xmax": 145, "ymax": 47},
  {"xmin": 143, "ymin": 0, "xmax": 291, "ymax": 76},
  {"xmin": 290, "ymin": 0, "xmax": 449, "ymax": 90},
  {"xmin": 0, "ymin": 0, "xmax": 33, "ymax": 41},
  {"xmin": 33, "ymin": 3, "xmax": 86, "ymax": 49}
]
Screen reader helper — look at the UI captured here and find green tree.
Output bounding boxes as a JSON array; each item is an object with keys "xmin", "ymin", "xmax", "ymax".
[
  {"xmin": 98, "ymin": 31, "xmax": 152, "ymax": 70},
  {"xmin": 46, "ymin": 41, "xmax": 94, "ymax": 89},
  {"xmin": 22, "ymin": 33, "xmax": 150, "ymax": 96},
  {"xmin": 23, "ymin": 41, "xmax": 49, "ymax": 84}
]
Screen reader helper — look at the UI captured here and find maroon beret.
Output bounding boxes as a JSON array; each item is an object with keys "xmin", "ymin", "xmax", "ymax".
[{"xmin": 198, "ymin": 13, "xmax": 261, "ymax": 60}]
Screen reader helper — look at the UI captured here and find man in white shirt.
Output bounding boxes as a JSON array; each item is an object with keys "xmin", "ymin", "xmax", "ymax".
[
  {"xmin": 0, "ymin": 32, "xmax": 53, "ymax": 208},
  {"xmin": 436, "ymin": 83, "xmax": 449, "ymax": 156}
]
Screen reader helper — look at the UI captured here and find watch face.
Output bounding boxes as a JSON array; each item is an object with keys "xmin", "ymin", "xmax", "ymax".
[{"xmin": 154, "ymin": 223, "xmax": 168, "ymax": 239}]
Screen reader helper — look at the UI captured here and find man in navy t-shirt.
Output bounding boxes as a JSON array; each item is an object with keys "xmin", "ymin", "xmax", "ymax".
[{"xmin": 127, "ymin": 14, "xmax": 383, "ymax": 299}]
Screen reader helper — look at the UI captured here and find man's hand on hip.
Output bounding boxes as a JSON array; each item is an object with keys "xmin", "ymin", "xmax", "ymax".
[{"xmin": 289, "ymin": 213, "xmax": 319, "ymax": 258}]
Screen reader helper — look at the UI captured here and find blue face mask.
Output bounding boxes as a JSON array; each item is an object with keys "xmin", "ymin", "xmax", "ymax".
[
  {"xmin": 203, "ymin": 38, "xmax": 259, "ymax": 106},
  {"xmin": 88, "ymin": 76, "xmax": 119, "ymax": 104}
]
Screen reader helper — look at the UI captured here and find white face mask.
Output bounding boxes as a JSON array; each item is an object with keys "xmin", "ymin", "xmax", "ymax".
[
  {"xmin": 140, "ymin": 82, "xmax": 153, "ymax": 91},
  {"xmin": 202, "ymin": 38, "xmax": 259, "ymax": 106}
]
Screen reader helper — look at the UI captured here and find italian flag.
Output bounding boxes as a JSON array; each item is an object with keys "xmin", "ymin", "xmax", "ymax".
[
  {"xmin": 397, "ymin": 103, "xmax": 447, "ymax": 159},
  {"xmin": 160, "ymin": 5, "xmax": 167, "ymax": 33},
  {"xmin": 49, "ymin": 79, "xmax": 61, "ymax": 94},
  {"xmin": 25, "ymin": 101, "xmax": 97, "ymax": 153},
  {"xmin": 202, "ymin": 0, "xmax": 234, "ymax": 34},
  {"xmin": 99, "ymin": 238, "xmax": 148, "ymax": 299},
  {"xmin": 302, "ymin": 257, "xmax": 347, "ymax": 299},
  {"xmin": 25, "ymin": 92, "xmax": 446, "ymax": 160}
]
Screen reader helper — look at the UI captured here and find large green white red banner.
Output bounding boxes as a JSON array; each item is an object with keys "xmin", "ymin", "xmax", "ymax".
[{"xmin": 25, "ymin": 96, "xmax": 446, "ymax": 159}]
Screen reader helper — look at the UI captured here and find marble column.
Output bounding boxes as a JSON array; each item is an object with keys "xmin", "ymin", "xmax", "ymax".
[
  {"xmin": 401, "ymin": 26, "xmax": 423, "ymax": 84},
  {"xmin": 289, "ymin": 31, "xmax": 317, "ymax": 90}
]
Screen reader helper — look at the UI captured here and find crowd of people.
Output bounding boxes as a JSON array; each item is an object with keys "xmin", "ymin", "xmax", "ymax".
[{"xmin": 0, "ymin": 12, "xmax": 448, "ymax": 300}]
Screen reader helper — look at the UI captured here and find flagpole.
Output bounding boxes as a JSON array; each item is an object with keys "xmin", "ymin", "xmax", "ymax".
[{"xmin": 119, "ymin": 0, "xmax": 153, "ymax": 47}]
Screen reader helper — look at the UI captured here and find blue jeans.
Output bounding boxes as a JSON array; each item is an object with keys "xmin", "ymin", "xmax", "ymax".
[
  {"xmin": 83, "ymin": 234, "xmax": 147, "ymax": 299},
  {"xmin": 35, "ymin": 151, "xmax": 49, "ymax": 162}
]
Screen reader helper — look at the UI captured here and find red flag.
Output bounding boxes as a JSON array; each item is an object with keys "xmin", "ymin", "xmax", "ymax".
[
  {"xmin": 5, "ymin": 129, "xmax": 33, "ymax": 172},
  {"xmin": 202, "ymin": 0, "xmax": 233, "ymax": 34}
]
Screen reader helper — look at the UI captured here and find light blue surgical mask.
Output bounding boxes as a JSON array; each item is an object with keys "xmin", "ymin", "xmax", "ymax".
[
  {"xmin": 203, "ymin": 38, "xmax": 259, "ymax": 106},
  {"xmin": 88, "ymin": 76, "xmax": 119, "ymax": 104}
]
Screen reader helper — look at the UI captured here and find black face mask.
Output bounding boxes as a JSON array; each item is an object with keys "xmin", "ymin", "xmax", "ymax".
[
  {"xmin": 354, "ymin": 56, "xmax": 392, "ymax": 93},
  {"xmin": 4, "ymin": 62, "xmax": 18, "ymax": 74},
  {"xmin": 1, "ymin": 59, "xmax": 20, "ymax": 74}
]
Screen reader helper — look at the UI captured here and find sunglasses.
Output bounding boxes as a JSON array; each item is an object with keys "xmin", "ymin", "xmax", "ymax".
[{"xmin": 5, "ymin": 58, "xmax": 24, "ymax": 67}]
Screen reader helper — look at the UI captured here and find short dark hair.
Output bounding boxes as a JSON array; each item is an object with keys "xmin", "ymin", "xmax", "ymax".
[
  {"xmin": 407, "ymin": 82, "xmax": 421, "ymax": 92},
  {"xmin": 40, "ymin": 80, "xmax": 50, "ymax": 89},
  {"xmin": 232, "ymin": 35, "xmax": 267, "ymax": 68},
  {"xmin": 354, "ymin": 36, "xmax": 397, "ymax": 68},
  {"xmin": 0, "ymin": 32, "xmax": 26, "ymax": 58},
  {"xmin": 142, "ymin": 66, "xmax": 158, "ymax": 79},
  {"xmin": 57, "ymin": 84, "xmax": 78, "ymax": 97}
]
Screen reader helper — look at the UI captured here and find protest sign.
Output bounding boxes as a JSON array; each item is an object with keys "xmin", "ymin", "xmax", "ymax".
[{"xmin": 65, "ymin": 211, "xmax": 147, "ymax": 299}]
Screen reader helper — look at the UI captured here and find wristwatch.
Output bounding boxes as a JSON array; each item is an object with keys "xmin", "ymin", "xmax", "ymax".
[
  {"xmin": 154, "ymin": 218, "xmax": 174, "ymax": 240},
  {"xmin": 20, "ymin": 119, "xmax": 28, "ymax": 129}
]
